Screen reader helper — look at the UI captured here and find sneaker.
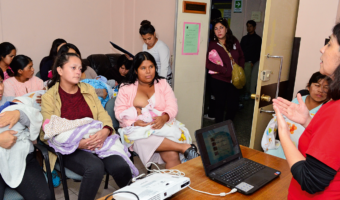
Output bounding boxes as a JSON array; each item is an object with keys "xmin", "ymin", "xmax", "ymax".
[
  {"xmin": 184, "ymin": 144, "xmax": 200, "ymax": 161},
  {"xmin": 203, "ymin": 114, "xmax": 215, "ymax": 120},
  {"xmin": 52, "ymin": 170, "xmax": 61, "ymax": 187}
]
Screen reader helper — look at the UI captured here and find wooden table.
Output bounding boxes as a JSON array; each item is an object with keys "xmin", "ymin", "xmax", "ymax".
[{"xmin": 98, "ymin": 145, "xmax": 292, "ymax": 200}]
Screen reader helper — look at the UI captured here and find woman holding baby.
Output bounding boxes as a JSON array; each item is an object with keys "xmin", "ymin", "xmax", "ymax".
[
  {"xmin": 115, "ymin": 52, "xmax": 199, "ymax": 169},
  {"xmin": 40, "ymin": 52, "xmax": 133, "ymax": 200},
  {"xmin": 0, "ymin": 68, "xmax": 51, "ymax": 200}
]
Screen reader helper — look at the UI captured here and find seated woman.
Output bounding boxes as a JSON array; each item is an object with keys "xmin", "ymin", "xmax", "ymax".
[
  {"xmin": 115, "ymin": 52, "xmax": 199, "ymax": 169},
  {"xmin": 39, "ymin": 38, "xmax": 67, "ymax": 81},
  {"xmin": 57, "ymin": 43, "xmax": 109, "ymax": 99},
  {"xmin": 0, "ymin": 42, "xmax": 16, "ymax": 80},
  {"xmin": 40, "ymin": 52, "xmax": 133, "ymax": 200},
  {"xmin": 262, "ymin": 72, "xmax": 330, "ymax": 159},
  {"xmin": 113, "ymin": 54, "xmax": 133, "ymax": 85},
  {"xmin": 0, "ymin": 69, "xmax": 51, "ymax": 200},
  {"xmin": 3, "ymin": 55, "xmax": 44, "ymax": 98}
]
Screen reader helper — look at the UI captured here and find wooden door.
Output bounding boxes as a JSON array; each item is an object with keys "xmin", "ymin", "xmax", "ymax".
[{"xmin": 249, "ymin": 0, "xmax": 299, "ymax": 150}]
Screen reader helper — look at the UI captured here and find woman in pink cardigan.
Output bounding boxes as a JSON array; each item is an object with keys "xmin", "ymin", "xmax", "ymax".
[
  {"xmin": 115, "ymin": 52, "xmax": 199, "ymax": 168},
  {"xmin": 3, "ymin": 55, "xmax": 43, "ymax": 98}
]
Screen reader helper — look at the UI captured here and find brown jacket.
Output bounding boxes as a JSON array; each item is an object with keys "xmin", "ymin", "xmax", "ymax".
[{"xmin": 40, "ymin": 82, "xmax": 114, "ymax": 170}]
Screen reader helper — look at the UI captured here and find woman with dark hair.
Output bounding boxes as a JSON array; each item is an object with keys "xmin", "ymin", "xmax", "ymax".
[
  {"xmin": 4, "ymin": 55, "xmax": 43, "ymax": 98},
  {"xmin": 140, "ymin": 20, "xmax": 172, "ymax": 85},
  {"xmin": 0, "ymin": 42, "xmax": 16, "ymax": 80},
  {"xmin": 39, "ymin": 38, "xmax": 66, "ymax": 81},
  {"xmin": 0, "ymin": 68, "xmax": 51, "ymax": 200},
  {"xmin": 205, "ymin": 17, "xmax": 245, "ymax": 123},
  {"xmin": 264, "ymin": 72, "xmax": 331, "ymax": 159},
  {"xmin": 41, "ymin": 53, "xmax": 133, "ymax": 200},
  {"xmin": 115, "ymin": 52, "xmax": 199, "ymax": 169},
  {"xmin": 273, "ymin": 23, "xmax": 340, "ymax": 198},
  {"xmin": 57, "ymin": 43, "xmax": 109, "ymax": 99},
  {"xmin": 114, "ymin": 54, "xmax": 132, "ymax": 85}
]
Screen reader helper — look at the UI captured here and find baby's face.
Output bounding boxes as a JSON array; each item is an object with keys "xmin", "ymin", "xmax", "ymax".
[{"xmin": 136, "ymin": 107, "xmax": 142, "ymax": 115}]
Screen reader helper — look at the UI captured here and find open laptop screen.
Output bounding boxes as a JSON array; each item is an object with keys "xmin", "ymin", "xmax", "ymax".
[{"xmin": 202, "ymin": 125, "xmax": 240, "ymax": 165}]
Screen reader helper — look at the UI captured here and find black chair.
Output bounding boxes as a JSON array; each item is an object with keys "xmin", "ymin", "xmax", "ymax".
[{"xmin": 39, "ymin": 140, "xmax": 110, "ymax": 200}]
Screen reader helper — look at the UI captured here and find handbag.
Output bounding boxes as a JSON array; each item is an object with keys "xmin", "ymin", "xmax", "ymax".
[{"xmin": 219, "ymin": 43, "xmax": 246, "ymax": 89}]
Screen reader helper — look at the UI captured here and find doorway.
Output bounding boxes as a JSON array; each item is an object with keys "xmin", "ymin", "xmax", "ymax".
[{"xmin": 203, "ymin": 0, "xmax": 267, "ymax": 147}]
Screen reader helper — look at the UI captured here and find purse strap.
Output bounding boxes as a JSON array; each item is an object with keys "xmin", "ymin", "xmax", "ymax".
[{"xmin": 218, "ymin": 42, "xmax": 235, "ymax": 64}]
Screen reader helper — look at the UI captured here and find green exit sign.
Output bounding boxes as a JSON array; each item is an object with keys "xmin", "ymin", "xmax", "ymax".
[{"xmin": 234, "ymin": 0, "xmax": 243, "ymax": 13}]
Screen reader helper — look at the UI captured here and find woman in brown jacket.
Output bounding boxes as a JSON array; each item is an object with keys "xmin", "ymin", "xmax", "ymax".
[{"xmin": 40, "ymin": 53, "xmax": 132, "ymax": 200}]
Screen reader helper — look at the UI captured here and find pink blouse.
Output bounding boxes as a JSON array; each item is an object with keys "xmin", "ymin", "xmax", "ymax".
[
  {"xmin": 115, "ymin": 79, "xmax": 178, "ymax": 127},
  {"xmin": 4, "ymin": 76, "xmax": 44, "ymax": 97},
  {"xmin": 3, "ymin": 67, "xmax": 14, "ymax": 80}
]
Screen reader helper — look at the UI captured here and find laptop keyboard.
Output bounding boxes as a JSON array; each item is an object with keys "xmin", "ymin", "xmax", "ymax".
[{"xmin": 217, "ymin": 160, "xmax": 266, "ymax": 185}]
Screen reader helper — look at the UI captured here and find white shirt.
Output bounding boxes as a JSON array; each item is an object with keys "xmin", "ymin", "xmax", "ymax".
[{"xmin": 143, "ymin": 39, "xmax": 172, "ymax": 78}]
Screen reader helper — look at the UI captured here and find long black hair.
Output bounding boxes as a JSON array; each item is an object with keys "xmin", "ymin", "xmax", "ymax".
[
  {"xmin": 56, "ymin": 43, "xmax": 86, "ymax": 72},
  {"xmin": 47, "ymin": 53, "xmax": 81, "ymax": 89},
  {"xmin": 211, "ymin": 17, "xmax": 237, "ymax": 51},
  {"xmin": 328, "ymin": 23, "xmax": 340, "ymax": 100},
  {"xmin": 139, "ymin": 20, "xmax": 155, "ymax": 35},
  {"xmin": 124, "ymin": 51, "xmax": 163, "ymax": 87},
  {"xmin": 10, "ymin": 55, "xmax": 32, "ymax": 77},
  {"xmin": 0, "ymin": 42, "xmax": 16, "ymax": 77},
  {"xmin": 48, "ymin": 38, "xmax": 66, "ymax": 59}
]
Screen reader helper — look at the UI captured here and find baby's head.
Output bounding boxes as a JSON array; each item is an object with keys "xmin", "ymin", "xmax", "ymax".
[
  {"xmin": 136, "ymin": 107, "xmax": 142, "ymax": 115},
  {"xmin": 12, "ymin": 96, "xmax": 34, "ymax": 107}
]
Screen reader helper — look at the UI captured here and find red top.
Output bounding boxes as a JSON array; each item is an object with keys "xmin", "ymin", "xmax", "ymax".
[
  {"xmin": 59, "ymin": 86, "xmax": 112, "ymax": 134},
  {"xmin": 288, "ymin": 100, "xmax": 340, "ymax": 199},
  {"xmin": 206, "ymin": 40, "xmax": 245, "ymax": 83}
]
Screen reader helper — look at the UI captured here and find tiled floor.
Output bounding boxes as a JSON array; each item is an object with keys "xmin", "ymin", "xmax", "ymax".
[{"xmin": 54, "ymin": 156, "xmax": 165, "ymax": 200}]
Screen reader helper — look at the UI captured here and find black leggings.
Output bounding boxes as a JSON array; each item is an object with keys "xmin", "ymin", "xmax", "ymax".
[
  {"xmin": 0, "ymin": 153, "xmax": 51, "ymax": 200},
  {"xmin": 209, "ymin": 78, "xmax": 239, "ymax": 123},
  {"xmin": 63, "ymin": 150, "xmax": 132, "ymax": 200}
]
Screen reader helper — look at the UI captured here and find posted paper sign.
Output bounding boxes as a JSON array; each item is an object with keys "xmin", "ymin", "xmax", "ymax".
[{"xmin": 182, "ymin": 22, "xmax": 201, "ymax": 55}]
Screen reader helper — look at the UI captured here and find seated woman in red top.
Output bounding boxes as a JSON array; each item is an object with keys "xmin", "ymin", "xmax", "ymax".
[
  {"xmin": 41, "ymin": 53, "xmax": 133, "ymax": 200},
  {"xmin": 205, "ymin": 17, "xmax": 245, "ymax": 123},
  {"xmin": 273, "ymin": 23, "xmax": 340, "ymax": 199}
]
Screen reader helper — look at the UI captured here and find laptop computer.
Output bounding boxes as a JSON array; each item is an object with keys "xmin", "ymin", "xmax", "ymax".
[{"xmin": 195, "ymin": 120, "xmax": 281, "ymax": 195}]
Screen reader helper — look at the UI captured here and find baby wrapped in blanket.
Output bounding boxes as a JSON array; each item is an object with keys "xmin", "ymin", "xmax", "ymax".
[
  {"xmin": 118, "ymin": 96, "xmax": 192, "ymax": 148},
  {"xmin": 43, "ymin": 115, "xmax": 138, "ymax": 177},
  {"xmin": 0, "ymin": 97, "xmax": 43, "ymax": 188}
]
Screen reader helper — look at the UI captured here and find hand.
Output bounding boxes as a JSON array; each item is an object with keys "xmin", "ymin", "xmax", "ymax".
[
  {"xmin": 151, "ymin": 114, "xmax": 169, "ymax": 129},
  {"xmin": 36, "ymin": 95, "xmax": 42, "ymax": 104},
  {"xmin": 0, "ymin": 110, "xmax": 20, "ymax": 129},
  {"xmin": 133, "ymin": 120, "xmax": 151, "ymax": 127},
  {"xmin": 272, "ymin": 94, "xmax": 311, "ymax": 128},
  {"xmin": 216, "ymin": 61, "xmax": 222, "ymax": 66},
  {"xmin": 78, "ymin": 138, "xmax": 96, "ymax": 150},
  {"xmin": 273, "ymin": 105, "xmax": 290, "ymax": 138},
  {"xmin": 102, "ymin": 89, "xmax": 108, "ymax": 99},
  {"xmin": 87, "ymin": 128, "xmax": 110, "ymax": 150},
  {"xmin": 0, "ymin": 130, "xmax": 18, "ymax": 149}
]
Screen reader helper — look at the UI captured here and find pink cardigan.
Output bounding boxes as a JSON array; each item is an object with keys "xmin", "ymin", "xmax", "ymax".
[
  {"xmin": 115, "ymin": 79, "xmax": 177, "ymax": 127},
  {"xmin": 4, "ymin": 76, "xmax": 44, "ymax": 97}
]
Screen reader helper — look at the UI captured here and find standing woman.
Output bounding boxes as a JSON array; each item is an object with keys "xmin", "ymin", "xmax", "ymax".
[
  {"xmin": 206, "ymin": 17, "xmax": 245, "ymax": 123},
  {"xmin": 273, "ymin": 23, "xmax": 340, "ymax": 199},
  {"xmin": 40, "ymin": 39, "xmax": 67, "ymax": 81},
  {"xmin": 140, "ymin": 20, "xmax": 172, "ymax": 85},
  {"xmin": 0, "ymin": 42, "xmax": 16, "ymax": 80}
]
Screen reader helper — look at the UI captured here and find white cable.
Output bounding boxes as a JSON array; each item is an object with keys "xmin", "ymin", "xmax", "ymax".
[{"xmin": 143, "ymin": 162, "xmax": 238, "ymax": 197}]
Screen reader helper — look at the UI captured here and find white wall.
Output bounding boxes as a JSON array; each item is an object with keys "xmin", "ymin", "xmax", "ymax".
[
  {"xmin": 293, "ymin": 0, "xmax": 340, "ymax": 95},
  {"xmin": 0, "ymin": 0, "xmax": 176, "ymax": 72},
  {"xmin": 230, "ymin": 0, "xmax": 266, "ymax": 41}
]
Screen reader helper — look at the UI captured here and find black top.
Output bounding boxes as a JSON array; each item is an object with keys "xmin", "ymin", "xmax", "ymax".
[
  {"xmin": 240, "ymin": 32, "xmax": 262, "ymax": 64},
  {"xmin": 39, "ymin": 56, "xmax": 54, "ymax": 81},
  {"xmin": 291, "ymin": 154, "xmax": 336, "ymax": 194}
]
